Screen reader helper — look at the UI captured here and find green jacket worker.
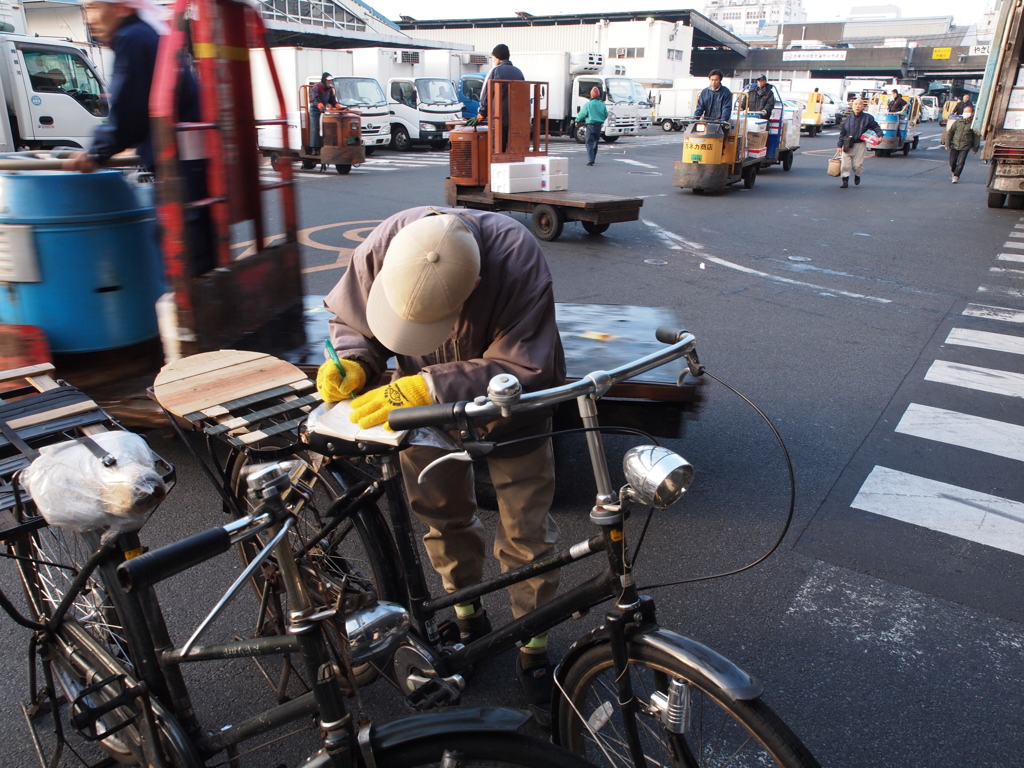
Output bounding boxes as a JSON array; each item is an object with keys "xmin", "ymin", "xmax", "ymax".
[{"xmin": 576, "ymin": 87, "xmax": 608, "ymax": 165}]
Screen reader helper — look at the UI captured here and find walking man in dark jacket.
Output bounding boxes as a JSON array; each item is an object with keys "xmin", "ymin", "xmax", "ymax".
[
  {"xmin": 837, "ymin": 99, "xmax": 884, "ymax": 188},
  {"xmin": 945, "ymin": 106, "xmax": 981, "ymax": 183},
  {"xmin": 318, "ymin": 207, "xmax": 565, "ymax": 723},
  {"xmin": 746, "ymin": 75, "xmax": 775, "ymax": 118},
  {"xmin": 695, "ymin": 69, "xmax": 732, "ymax": 122}
]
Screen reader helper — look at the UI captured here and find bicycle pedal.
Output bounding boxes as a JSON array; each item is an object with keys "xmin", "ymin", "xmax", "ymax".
[
  {"xmin": 407, "ymin": 678, "xmax": 461, "ymax": 710},
  {"xmin": 70, "ymin": 674, "xmax": 140, "ymax": 742}
]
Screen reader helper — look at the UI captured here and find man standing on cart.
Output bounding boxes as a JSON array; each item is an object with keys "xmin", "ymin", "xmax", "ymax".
[
  {"xmin": 309, "ymin": 73, "xmax": 337, "ymax": 155},
  {"xmin": 746, "ymin": 74, "xmax": 775, "ymax": 118},
  {"xmin": 694, "ymin": 69, "xmax": 733, "ymax": 122},
  {"xmin": 317, "ymin": 207, "xmax": 565, "ymax": 724}
]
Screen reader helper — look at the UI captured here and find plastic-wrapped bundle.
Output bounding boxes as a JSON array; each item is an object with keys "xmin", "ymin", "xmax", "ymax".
[{"xmin": 21, "ymin": 431, "xmax": 168, "ymax": 541}]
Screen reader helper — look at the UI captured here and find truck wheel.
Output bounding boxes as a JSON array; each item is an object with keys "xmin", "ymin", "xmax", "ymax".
[
  {"xmin": 1010, "ymin": 195, "xmax": 1024, "ymax": 210},
  {"xmin": 911, "ymin": 136, "xmax": 919, "ymax": 150},
  {"xmin": 390, "ymin": 125, "xmax": 411, "ymax": 152},
  {"xmin": 335, "ymin": 164, "xmax": 351, "ymax": 175},
  {"xmin": 430, "ymin": 140, "xmax": 449, "ymax": 151},
  {"xmin": 602, "ymin": 135, "xmax": 619, "ymax": 144},
  {"xmin": 902, "ymin": 142, "xmax": 911, "ymax": 156},
  {"xmin": 301, "ymin": 158, "xmax": 318, "ymax": 170},
  {"xmin": 673, "ymin": 122, "xmax": 683, "ymax": 131},
  {"xmin": 582, "ymin": 221, "xmax": 610, "ymax": 235},
  {"xmin": 692, "ymin": 188, "xmax": 705, "ymax": 194},
  {"xmin": 782, "ymin": 151, "xmax": 794, "ymax": 172},
  {"xmin": 365, "ymin": 146, "xmax": 376, "ymax": 156},
  {"xmin": 661, "ymin": 120, "xmax": 674, "ymax": 132},
  {"xmin": 742, "ymin": 164, "xmax": 757, "ymax": 189},
  {"xmin": 988, "ymin": 191, "xmax": 1007, "ymax": 209},
  {"xmin": 531, "ymin": 205, "xmax": 564, "ymax": 241},
  {"xmin": 270, "ymin": 151, "xmax": 281, "ymax": 171},
  {"xmin": 574, "ymin": 124, "xmax": 587, "ymax": 144}
]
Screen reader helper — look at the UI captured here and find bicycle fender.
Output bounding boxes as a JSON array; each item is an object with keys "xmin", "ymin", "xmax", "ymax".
[
  {"xmin": 551, "ymin": 624, "xmax": 763, "ymax": 745},
  {"xmin": 371, "ymin": 706, "xmax": 531, "ymax": 751}
]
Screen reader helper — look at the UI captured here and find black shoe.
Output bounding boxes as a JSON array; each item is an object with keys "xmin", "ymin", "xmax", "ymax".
[
  {"xmin": 516, "ymin": 653, "xmax": 554, "ymax": 728},
  {"xmin": 854, "ymin": 175, "xmax": 861, "ymax": 186},
  {"xmin": 840, "ymin": 178, "xmax": 848, "ymax": 188},
  {"xmin": 456, "ymin": 609, "xmax": 492, "ymax": 644},
  {"xmin": 587, "ymin": 162, "xmax": 594, "ymax": 166}
]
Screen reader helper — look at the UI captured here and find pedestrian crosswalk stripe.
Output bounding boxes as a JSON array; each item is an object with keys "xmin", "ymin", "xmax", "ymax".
[
  {"xmin": 1015, "ymin": 223, "xmax": 1024, "ymax": 229},
  {"xmin": 978, "ymin": 284, "xmax": 1024, "ymax": 299},
  {"xmin": 1010, "ymin": 232, "xmax": 1024, "ymax": 238},
  {"xmin": 895, "ymin": 403, "xmax": 1024, "ymax": 462},
  {"xmin": 924, "ymin": 360, "xmax": 1024, "ymax": 399},
  {"xmin": 999, "ymin": 253, "xmax": 1024, "ymax": 263},
  {"xmin": 991, "ymin": 266, "xmax": 1024, "ymax": 276},
  {"xmin": 946, "ymin": 327, "xmax": 1024, "ymax": 356},
  {"xmin": 963, "ymin": 304, "xmax": 1024, "ymax": 323},
  {"xmin": 1003, "ymin": 242, "xmax": 1024, "ymax": 250},
  {"xmin": 851, "ymin": 466, "xmax": 1024, "ymax": 557}
]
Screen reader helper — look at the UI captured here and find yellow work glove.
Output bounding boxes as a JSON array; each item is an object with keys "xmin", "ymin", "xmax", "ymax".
[
  {"xmin": 316, "ymin": 359, "xmax": 367, "ymax": 403},
  {"xmin": 349, "ymin": 375, "xmax": 431, "ymax": 430}
]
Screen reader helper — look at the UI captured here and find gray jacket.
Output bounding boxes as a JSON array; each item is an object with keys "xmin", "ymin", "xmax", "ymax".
[{"xmin": 325, "ymin": 206, "xmax": 566, "ymax": 442}]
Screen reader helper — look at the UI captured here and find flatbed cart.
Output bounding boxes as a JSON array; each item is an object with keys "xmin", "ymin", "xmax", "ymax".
[
  {"xmin": 673, "ymin": 118, "xmax": 761, "ymax": 192},
  {"xmin": 445, "ymin": 80, "xmax": 643, "ymax": 241},
  {"xmin": 443, "ymin": 178, "xmax": 643, "ymax": 242},
  {"xmin": 258, "ymin": 84, "xmax": 364, "ymax": 175}
]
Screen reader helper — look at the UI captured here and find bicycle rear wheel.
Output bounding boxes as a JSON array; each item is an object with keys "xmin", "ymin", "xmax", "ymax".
[
  {"xmin": 557, "ymin": 642, "xmax": 820, "ymax": 768},
  {"xmin": 377, "ymin": 730, "xmax": 598, "ymax": 768}
]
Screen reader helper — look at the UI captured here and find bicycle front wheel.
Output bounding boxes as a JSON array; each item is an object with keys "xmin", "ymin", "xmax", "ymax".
[
  {"xmin": 557, "ymin": 642, "xmax": 820, "ymax": 768},
  {"xmin": 377, "ymin": 730, "xmax": 599, "ymax": 768}
]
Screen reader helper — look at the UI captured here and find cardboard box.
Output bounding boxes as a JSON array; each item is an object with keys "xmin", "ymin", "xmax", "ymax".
[
  {"xmin": 746, "ymin": 146, "xmax": 768, "ymax": 159},
  {"xmin": 539, "ymin": 173, "xmax": 568, "ymax": 191},
  {"xmin": 491, "ymin": 177, "xmax": 543, "ymax": 194},
  {"xmin": 746, "ymin": 131, "xmax": 768, "ymax": 150},
  {"xmin": 490, "ymin": 162, "xmax": 542, "ymax": 182},
  {"xmin": 524, "ymin": 156, "xmax": 569, "ymax": 174}
]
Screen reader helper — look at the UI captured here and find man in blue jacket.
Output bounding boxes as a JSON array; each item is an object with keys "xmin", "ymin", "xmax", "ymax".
[
  {"xmin": 476, "ymin": 44, "xmax": 524, "ymax": 151},
  {"xmin": 694, "ymin": 69, "xmax": 733, "ymax": 122},
  {"xmin": 837, "ymin": 98, "xmax": 884, "ymax": 188}
]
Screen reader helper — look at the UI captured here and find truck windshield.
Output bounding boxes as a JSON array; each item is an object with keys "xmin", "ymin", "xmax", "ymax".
[
  {"xmin": 416, "ymin": 78, "xmax": 460, "ymax": 105},
  {"xmin": 631, "ymin": 82, "xmax": 651, "ymax": 106},
  {"xmin": 22, "ymin": 47, "xmax": 108, "ymax": 117},
  {"xmin": 462, "ymin": 78, "xmax": 483, "ymax": 102},
  {"xmin": 335, "ymin": 77, "xmax": 386, "ymax": 108},
  {"xmin": 605, "ymin": 78, "xmax": 635, "ymax": 104}
]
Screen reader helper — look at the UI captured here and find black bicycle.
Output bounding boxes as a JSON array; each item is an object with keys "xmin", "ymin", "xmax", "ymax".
[
  {"xmin": 0, "ymin": 366, "xmax": 599, "ymax": 768},
  {"xmin": 164, "ymin": 328, "xmax": 820, "ymax": 768}
]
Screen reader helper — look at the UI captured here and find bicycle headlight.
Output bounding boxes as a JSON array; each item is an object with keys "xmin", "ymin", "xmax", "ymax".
[{"xmin": 623, "ymin": 446, "xmax": 693, "ymax": 509}]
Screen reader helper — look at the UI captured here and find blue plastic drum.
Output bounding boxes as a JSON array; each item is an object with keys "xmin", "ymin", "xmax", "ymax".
[{"xmin": 0, "ymin": 170, "xmax": 163, "ymax": 353}]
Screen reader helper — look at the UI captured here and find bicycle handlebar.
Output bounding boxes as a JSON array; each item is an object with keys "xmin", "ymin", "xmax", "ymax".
[
  {"xmin": 387, "ymin": 327, "xmax": 696, "ymax": 432},
  {"xmin": 118, "ymin": 527, "xmax": 232, "ymax": 592}
]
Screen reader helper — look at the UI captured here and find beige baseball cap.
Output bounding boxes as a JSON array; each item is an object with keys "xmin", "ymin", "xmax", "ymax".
[{"xmin": 367, "ymin": 214, "xmax": 481, "ymax": 355}]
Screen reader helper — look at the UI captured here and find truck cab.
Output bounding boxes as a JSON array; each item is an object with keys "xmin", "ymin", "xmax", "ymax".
[
  {"xmin": 631, "ymin": 81, "xmax": 653, "ymax": 130},
  {"xmin": 572, "ymin": 75, "xmax": 638, "ymax": 142},
  {"xmin": 0, "ymin": 36, "xmax": 109, "ymax": 150},
  {"xmin": 387, "ymin": 76, "xmax": 461, "ymax": 151},
  {"xmin": 459, "ymin": 73, "xmax": 485, "ymax": 120},
  {"xmin": 332, "ymin": 76, "xmax": 390, "ymax": 150}
]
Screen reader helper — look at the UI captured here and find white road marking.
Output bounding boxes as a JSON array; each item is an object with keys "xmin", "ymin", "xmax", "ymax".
[
  {"xmin": 642, "ymin": 220, "xmax": 890, "ymax": 303},
  {"xmin": 979, "ymin": 284, "xmax": 1024, "ymax": 299},
  {"xmin": 895, "ymin": 403, "xmax": 1024, "ymax": 462},
  {"xmin": 998, "ymin": 253, "xmax": 1024, "ymax": 263},
  {"xmin": 1015, "ymin": 224, "xmax": 1024, "ymax": 229},
  {"xmin": 946, "ymin": 328, "xmax": 1024, "ymax": 356},
  {"xmin": 991, "ymin": 266, "xmax": 1024, "ymax": 276},
  {"xmin": 1004, "ymin": 242, "xmax": 1024, "ymax": 250},
  {"xmin": 963, "ymin": 304, "xmax": 1024, "ymax": 323},
  {"xmin": 851, "ymin": 466, "xmax": 1024, "ymax": 557},
  {"xmin": 1009, "ymin": 232, "xmax": 1024, "ymax": 239},
  {"xmin": 615, "ymin": 158, "xmax": 659, "ymax": 168},
  {"xmin": 925, "ymin": 360, "xmax": 1024, "ymax": 399}
]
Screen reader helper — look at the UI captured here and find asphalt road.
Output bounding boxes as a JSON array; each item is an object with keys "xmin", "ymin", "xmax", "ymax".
[{"xmin": 3, "ymin": 123, "xmax": 1024, "ymax": 767}]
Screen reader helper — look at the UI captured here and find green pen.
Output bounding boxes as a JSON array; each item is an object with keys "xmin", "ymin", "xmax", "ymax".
[{"xmin": 325, "ymin": 338, "xmax": 345, "ymax": 376}]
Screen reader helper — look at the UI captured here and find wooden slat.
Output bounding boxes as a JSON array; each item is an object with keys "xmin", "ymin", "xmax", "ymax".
[
  {"xmin": 153, "ymin": 350, "xmax": 267, "ymax": 388},
  {"xmin": 155, "ymin": 357, "xmax": 306, "ymax": 417},
  {"xmin": 5, "ymin": 401, "xmax": 100, "ymax": 431},
  {"xmin": 459, "ymin": 188, "xmax": 643, "ymax": 209},
  {"xmin": 207, "ymin": 392, "xmax": 321, "ymax": 436},
  {"xmin": 0, "ymin": 363, "xmax": 55, "ymax": 385}
]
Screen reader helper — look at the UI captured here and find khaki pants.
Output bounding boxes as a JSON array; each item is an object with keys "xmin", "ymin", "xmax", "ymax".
[
  {"xmin": 841, "ymin": 141, "xmax": 867, "ymax": 178},
  {"xmin": 399, "ymin": 439, "xmax": 560, "ymax": 619}
]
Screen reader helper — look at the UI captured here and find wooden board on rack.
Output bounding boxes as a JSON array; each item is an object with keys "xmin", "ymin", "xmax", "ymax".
[{"xmin": 154, "ymin": 350, "xmax": 309, "ymax": 418}]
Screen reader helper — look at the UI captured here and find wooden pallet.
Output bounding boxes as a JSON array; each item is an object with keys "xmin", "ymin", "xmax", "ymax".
[{"xmin": 153, "ymin": 350, "xmax": 321, "ymax": 450}]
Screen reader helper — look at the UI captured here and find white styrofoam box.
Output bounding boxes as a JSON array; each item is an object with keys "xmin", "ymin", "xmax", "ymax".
[
  {"xmin": 1003, "ymin": 110, "xmax": 1024, "ymax": 130},
  {"xmin": 746, "ymin": 146, "xmax": 767, "ymax": 158},
  {"xmin": 490, "ymin": 162, "xmax": 542, "ymax": 181},
  {"xmin": 539, "ymin": 173, "xmax": 568, "ymax": 191},
  {"xmin": 1009, "ymin": 87, "xmax": 1024, "ymax": 110},
  {"xmin": 524, "ymin": 156, "xmax": 569, "ymax": 174},
  {"xmin": 491, "ymin": 176, "xmax": 543, "ymax": 194},
  {"xmin": 744, "ymin": 117, "xmax": 768, "ymax": 132},
  {"xmin": 1017, "ymin": 66, "xmax": 1024, "ymax": 87}
]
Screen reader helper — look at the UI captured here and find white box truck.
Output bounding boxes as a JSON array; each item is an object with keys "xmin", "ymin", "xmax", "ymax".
[
  {"xmin": 512, "ymin": 52, "xmax": 638, "ymax": 143},
  {"xmin": 250, "ymin": 47, "xmax": 392, "ymax": 157},
  {"xmin": 350, "ymin": 48, "xmax": 462, "ymax": 151},
  {"xmin": 0, "ymin": 32, "xmax": 110, "ymax": 152}
]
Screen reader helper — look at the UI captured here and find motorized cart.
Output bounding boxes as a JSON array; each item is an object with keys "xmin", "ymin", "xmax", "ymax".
[
  {"xmin": 868, "ymin": 94, "xmax": 921, "ymax": 156},
  {"xmin": 444, "ymin": 80, "xmax": 643, "ymax": 241},
  {"xmin": 258, "ymin": 84, "xmax": 365, "ymax": 174}
]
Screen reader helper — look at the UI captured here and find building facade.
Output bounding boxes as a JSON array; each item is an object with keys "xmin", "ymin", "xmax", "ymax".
[{"xmin": 702, "ymin": 0, "xmax": 807, "ymax": 38}]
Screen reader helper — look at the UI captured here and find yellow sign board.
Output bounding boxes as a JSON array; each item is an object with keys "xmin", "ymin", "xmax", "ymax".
[{"xmin": 932, "ymin": 47, "xmax": 952, "ymax": 60}]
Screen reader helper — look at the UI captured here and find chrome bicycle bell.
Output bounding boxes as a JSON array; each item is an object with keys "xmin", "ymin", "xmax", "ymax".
[{"xmin": 622, "ymin": 446, "xmax": 694, "ymax": 508}]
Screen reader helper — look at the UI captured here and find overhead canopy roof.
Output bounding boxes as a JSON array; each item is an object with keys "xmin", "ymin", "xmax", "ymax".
[{"xmin": 397, "ymin": 10, "xmax": 749, "ymax": 56}]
